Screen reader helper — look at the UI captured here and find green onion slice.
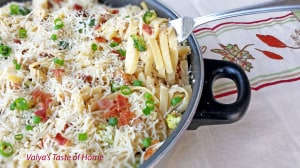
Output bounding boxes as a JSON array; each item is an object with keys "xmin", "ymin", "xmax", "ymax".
[
  {"xmin": 18, "ymin": 28, "xmax": 27, "ymax": 38},
  {"xmin": 9, "ymin": 4, "xmax": 19, "ymax": 15},
  {"xmin": 51, "ymin": 34, "xmax": 57, "ymax": 41},
  {"xmin": 15, "ymin": 64, "xmax": 21, "ymax": 70},
  {"xmin": 25, "ymin": 125, "xmax": 33, "ymax": 131},
  {"xmin": 10, "ymin": 4, "xmax": 30, "ymax": 16},
  {"xmin": 144, "ymin": 92, "xmax": 152, "ymax": 100},
  {"xmin": 11, "ymin": 97, "xmax": 29, "ymax": 110},
  {"xmin": 54, "ymin": 18, "xmax": 64, "ymax": 30},
  {"xmin": 171, "ymin": 96, "xmax": 182, "ymax": 106},
  {"xmin": 13, "ymin": 59, "xmax": 21, "ymax": 70},
  {"xmin": 142, "ymin": 137, "xmax": 152, "ymax": 148},
  {"xmin": 53, "ymin": 58, "xmax": 64, "ymax": 66},
  {"xmin": 116, "ymin": 49, "xmax": 126, "ymax": 57},
  {"xmin": 89, "ymin": 19, "xmax": 96, "ymax": 27},
  {"xmin": 0, "ymin": 142, "xmax": 14, "ymax": 157},
  {"xmin": 120, "ymin": 86, "xmax": 132, "ymax": 95},
  {"xmin": 133, "ymin": 80, "xmax": 143, "ymax": 86},
  {"xmin": 14, "ymin": 134, "xmax": 23, "ymax": 140},
  {"xmin": 0, "ymin": 44, "xmax": 12, "ymax": 57},
  {"xmin": 142, "ymin": 107, "xmax": 151, "ymax": 115},
  {"xmin": 145, "ymin": 100, "xmax": 155, "ymax": 111},
  {"xmin": 108, "ymin": 117, "xmax": 118, "ymax": 126},
  {"xmin": 111, "ymin": 81, "xmax": 120, "ymax": 93},
  {"xmin": 91, "ymin": 43, "xmax": 98, "ymax": 51},
  {"xmin": 10, "ymin": 102, "xmax": 16, "ymax": 110},
  {"xmin": 78, "ymin": 133, "xmax": 88, "ymax": 141},
  {"xmin": 32, "ymin": 116, "xmax": 41, "ymax": 124},
  {"xmin": 109, "ymin": 42, "xmax": 119, "ymax": 48}
]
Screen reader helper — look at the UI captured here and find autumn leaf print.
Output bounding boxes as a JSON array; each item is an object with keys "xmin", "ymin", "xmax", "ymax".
[
  {"xmin": 211, "ymin": 44, "xmax": 254, "ymax": 72},
  {"xmin": 255, "ymin": 48, "xmax": 283, "ymax": 60},
  {"xmin": 256, "ymin": 34, "xmax": 300, "ymax": 49},
  {"xmin": 256, "ymin": 34, "xmax": 287, "ymax": 48}
]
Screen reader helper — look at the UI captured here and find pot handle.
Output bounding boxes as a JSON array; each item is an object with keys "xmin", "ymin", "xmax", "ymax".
[{"xmin": 188, "ymin": 59, "xmax": 251, "ymax": 130}]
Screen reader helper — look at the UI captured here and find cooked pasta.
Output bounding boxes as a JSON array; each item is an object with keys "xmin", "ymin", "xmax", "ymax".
[{"xmin": 0, "ymin": 0, "xmax": 192, "ymax": 167}]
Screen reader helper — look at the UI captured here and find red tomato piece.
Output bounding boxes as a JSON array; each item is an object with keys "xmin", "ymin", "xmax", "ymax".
[
  {"xmin": 111, "ymin": 9, "xmax": 119, "ymax": 14},
  {"xmin": 95, "ymin": 36, "xmax": 107, "ymax": 43},
  {"xmin": 31, "ymin": 88, "xmax": 53, "ymax": 107},
  {"xmin": 142, "ymin": 24, "xmax": 153, "ymax": 35},
  {"xmin": 54, "ymin": 133, "xmax": 69, "ymax": 146},
  {"xmin": 63, "ymin": 123, "xmax": 70, "ymax": 132},
  {"xmin": 34, "ymin": 109, "xmax": 48, "ymax": 122},
  {"xmin": 53, "ymin": 0, "xmax": 63, "ymax": 4},
  {"xmin": 112, "ymin": 37, "xmax": 122, "ymax": 44},
  {"xmin": 111, "ymin": 50, "xmax": 125, "ymax": 60},
  {"xmin": 51, "ymin": 69, "xmax": 65, "ymax": 79},
  {"xmin": 73, "ymin": 4, "xmax": 83, "ymax": 11},
  {"xmin": 105, "ymin": 106, "xmax": 119, "ymax": 118},
  {"xmin": 78, "ymin": 74, "xmax": 93, "ymax": 84},
  {"xmin": 119, "ymin": 111, "xmax": 135, "ymax": 126},
  {"xmin": 31, "ymin": 88, "xmax": 53, "ymax": 122},
  {"xmin": 94, "ymin": 25, "xmax": 101, "ymax": 30},
  {"xmin": 116, "ymin": 94, "xmax": 131, "ymax": 111},
  {"xmin": 14, "ymin": 39, "xmax": 21, "ymax": 44}
]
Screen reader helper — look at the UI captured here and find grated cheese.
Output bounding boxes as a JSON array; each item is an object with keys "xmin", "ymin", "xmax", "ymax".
[{"xmin": 0, "ymin": 0, "xmax": 192, "ymax": 167}]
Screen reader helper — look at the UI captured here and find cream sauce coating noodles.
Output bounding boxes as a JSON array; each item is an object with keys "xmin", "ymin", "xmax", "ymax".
[{"xmin": 0, "ymin": 0, "xmax": 192, "ymax": 167}]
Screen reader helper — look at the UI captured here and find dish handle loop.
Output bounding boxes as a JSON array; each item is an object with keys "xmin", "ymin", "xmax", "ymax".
[{"xmin": 188, "ymin": 59, "xmax": 251, "ymax": 130}]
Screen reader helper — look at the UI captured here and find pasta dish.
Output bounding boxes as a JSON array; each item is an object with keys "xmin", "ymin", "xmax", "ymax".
[{"xmin": 0, "ymin": 0, "xmax": 192, "ymax": 167}]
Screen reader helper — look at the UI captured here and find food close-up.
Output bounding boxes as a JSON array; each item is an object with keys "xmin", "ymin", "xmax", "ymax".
[{"xmin": 0, "ymin": 0, "xmax": 193, "ymax": 167}]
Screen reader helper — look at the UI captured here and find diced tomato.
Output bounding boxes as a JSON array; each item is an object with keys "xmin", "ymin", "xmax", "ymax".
[
  {"xmin": 51, "ymin": 69, "xmax": 65, "ymax": 79},
  {"xmin": 99, "ymin": 15, "xmax": 108, "ymax": 24},
  {"xmin": 116, "ymin": 94, "xmax": 131, "ymax": 111},
  {"xmin": 112, "ymin": 37, "xmax": 122, "ymax": 44},
  {"xmin": 142, "ymin": 24, "xmax": 152, "ymax": 35},
  {"xmin": 73, "ymin": 4, "xmax": 83, "ymax": 11},
  {"xmin": 105, "ymin": 106, "xmax": 119, "ymax": 118},
  {"xmin": 97, "ymin": 99, "xmax": 114, "ymax": 110},
  {"xmin": 39, "ymin": 52, "xmax": 54, "ymax": 58},
  {"xmin": 31, "ymin": 89, "xmax": 42, "ymax": 103},
  {"xmin": 100, "ymin": 95, "xmax": 135, "ymax": 126},
  {"xmin": 120, "ymin": 70, "xmax": 132, "ymax": 84},
  {"xmin": 31, "ymin": 88, "xmax": 53, "ymax": 122},
  {"xmin": 111, "ymin": 9, "xmax": 119, "ymax": 14},
  {"xmin": 38, "ymin": 139, "xmax": 44, "ymax": 149},
  {"xmin": 95, "ymin": 36, "xmax": 107, "ymax": 43},
  {"xmin": 111, "ymin": 50, "xmax": 120, "ymax": 55},
  {"xmin": 119, "ymin": 111, "xmax": 135, "ymax": 126},
  {"xmin": 34, "ymin": 109, "xmax": 48, "ymax": 122},
  {"xmin": 14, "ymin": 39, "xmax": 21, "ymax": 44},
  {"xmin": 111, "ymin": 50, "xmax": 125, "ymax": 60},
  {"xmin": 78, "ymin": 74, "xmax": 93, "ymax": 84},
  {"xmin": 22, "ymin": 49, "xmax": 29, "ymax": 55},
  {"xmin": 101, "ymin": 18, "xmax": 107, "ymax": 24},
  {"xmin": 94, "ymin": 25, "xmax": 101, "ymax": 30},
  {"xmin": 144, "ymin": 140, "xmax": 159, "ymax": 160},
  {"xmin": 144, "ymin": 146, "xmax": 154, "ymax": 160},
  {"xmin": 53, "ymin": 0, "xmax": 63, "ymax": 4},
  {"xmin": 63, "ymin": 123, "xmax": 70, "ymax": 132},
  {"xmin": 31, "ymin": 88, "xmax": 53, "ymax": 107},
  {"xmin": 54, "ymin": 133, "xmax": 70, "ymax": 146}
]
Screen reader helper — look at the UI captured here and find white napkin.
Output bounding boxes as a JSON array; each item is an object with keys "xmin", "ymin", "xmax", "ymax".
[{"xmin": 156, "ymin": 0, "xmax": 300, "ymax": 168}]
